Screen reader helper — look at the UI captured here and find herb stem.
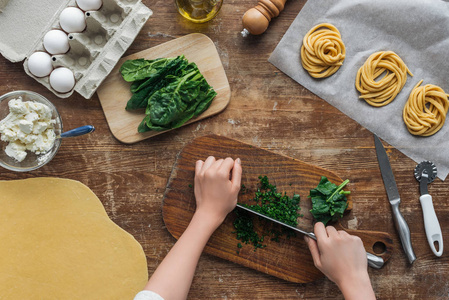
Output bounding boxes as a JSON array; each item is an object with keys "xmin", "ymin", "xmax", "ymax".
[{"xmin": 326, "ymin": 179, "xmax": 350, "ymax": 203}]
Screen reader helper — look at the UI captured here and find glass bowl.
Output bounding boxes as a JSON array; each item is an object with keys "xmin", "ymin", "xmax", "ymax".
[{"xmin": 0, "ymin": 91, "xmax": 62, "ymax": 172}]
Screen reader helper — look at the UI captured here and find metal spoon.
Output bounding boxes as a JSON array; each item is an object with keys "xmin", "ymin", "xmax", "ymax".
[
  {"xmin": 57, "ymin": 125, "xmax": 95, "ymax": 139},
  {"xmin": 414, "ymin": 161, "xmax": 443, "ymax": 257}
]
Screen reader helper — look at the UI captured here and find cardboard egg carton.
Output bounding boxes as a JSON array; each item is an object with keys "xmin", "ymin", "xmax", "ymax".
[{"xmin": 0, "ymin": 0, "xmax": 152, "ymax": 99}]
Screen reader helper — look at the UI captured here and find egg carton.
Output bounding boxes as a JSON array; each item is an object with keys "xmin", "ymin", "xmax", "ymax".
[{"xmin": 0, "ymin": 0, "xmax": 152, "ymax": 99}]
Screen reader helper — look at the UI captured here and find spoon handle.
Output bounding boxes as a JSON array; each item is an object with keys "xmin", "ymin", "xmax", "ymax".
[{"xmin": 60, "ymin": 125, "xmax": 95, "ymax": 138}]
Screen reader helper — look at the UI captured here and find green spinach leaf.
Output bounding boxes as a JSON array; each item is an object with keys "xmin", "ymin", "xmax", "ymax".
[
  {"xmin": 120, "ymin": 56, "xmax": 217, "ymax": 132},
  {"xmin": 120, "ymin": 58, "xmax": 169, "ymax": 82},
  {"xmin": 309, "ymin": 176, "xmax": 350, "ymax": 225}
]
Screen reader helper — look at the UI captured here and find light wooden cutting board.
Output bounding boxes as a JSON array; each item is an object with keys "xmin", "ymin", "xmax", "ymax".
[
  {"xmin": 163, "ymin": 135, "xmax": 393, "ymax": 283},
  {"xmin": 97, "ymin": 33, "xmax": 231, "ymax": 144}
]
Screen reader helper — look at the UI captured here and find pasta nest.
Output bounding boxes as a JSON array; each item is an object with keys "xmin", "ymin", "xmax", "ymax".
[
  {"xmin": 301, "ymin": 23, "xmax": 346, "ymax": 78},
  {"xmin": 403, "ymin": 80, "xmax": 449, "ymax": 136},
  {"xmin": 356, "ymin": 51, "xmax": 412, "ymax": 107}
]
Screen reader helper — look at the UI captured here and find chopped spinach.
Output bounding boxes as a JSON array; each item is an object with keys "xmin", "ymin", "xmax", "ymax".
[
  {"xmin": 233, "ymin": 176, "xmax": 301, "ymax": 252},
  {"xmin": 233, "ymin": 209, "xmax": 266, "ymax": 252},
  {"xmin": 309, "ymin": 176, "xmax": 350, "ymax": 225},
  {"xmin": 120, "ymin": 55, "xmax": 216, "ymax": 131}
]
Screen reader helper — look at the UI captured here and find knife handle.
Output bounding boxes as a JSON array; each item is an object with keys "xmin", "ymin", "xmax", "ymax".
[
  {"xmin": 309, "ymin": 233, "xmax": 384, "ymax": 269},
  {"xmin": 391, "ymin": 200, "xmax": 416, "ymax": 264},
  {"xmin": 366, "ymin": 252, "xmax": 384, "ymax": 269}
]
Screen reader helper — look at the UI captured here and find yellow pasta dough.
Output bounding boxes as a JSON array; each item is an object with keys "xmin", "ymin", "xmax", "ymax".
[
  {"xmin": 0, "ymin": 178, "xmax": 148, "ymax": 300},
  {"xmin": 356, "ymin": 51, "xmax": 412, "ymax": 107},
  {"xmin": 301, "ymin": 23, "xmax": 346, "ymax": 78},
  {"xmin": 403, "ymin": 80, "xmax": 449, "ymax": 136}
]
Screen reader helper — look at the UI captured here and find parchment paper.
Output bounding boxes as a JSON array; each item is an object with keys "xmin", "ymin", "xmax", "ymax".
[{"xmin": 269, "ymin": 0, "xmax": 449, "ymax": 180}]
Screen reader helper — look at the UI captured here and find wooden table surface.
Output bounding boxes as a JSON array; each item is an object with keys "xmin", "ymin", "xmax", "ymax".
[{"xmin": 1, "ymin": 1, "xmax": 448, "ymax": 299}]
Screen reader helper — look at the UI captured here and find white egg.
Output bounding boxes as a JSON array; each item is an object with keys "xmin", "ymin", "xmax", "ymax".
[
  {"xmin": 43, "ymin": 30, "xmax": 70, "ymax": 55},
  {"xmin": 60, "ymin": 7, "xmax": 86, "ymax": 33},
  {"xmin": 49, "ymin": 68, "xmax": 76, "ymax": 93},
  {"xmin": 76, "ymin": 0, "xmax": 102, "ymax": 11},
  {"xmin": 28, "ymin": 52, "xmax": 53, "ymax": 78}
]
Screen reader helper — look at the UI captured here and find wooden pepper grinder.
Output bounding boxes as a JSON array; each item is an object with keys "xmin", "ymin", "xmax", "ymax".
[{"xmin": 241, "ymin": 0, "xmax": 287, "ymax": 37}]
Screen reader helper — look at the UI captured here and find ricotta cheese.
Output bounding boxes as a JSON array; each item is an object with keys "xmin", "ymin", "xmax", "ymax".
[{"xmin": 0, "ymin": 97, "xmax": 56, "ymax": 162}]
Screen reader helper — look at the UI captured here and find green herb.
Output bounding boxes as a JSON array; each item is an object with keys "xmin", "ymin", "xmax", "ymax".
[
  {"xmin": 240, "ymin": 184, "xmax": 247, "ymax": 194},
  {"xmin": 120, "ymin": 58, "xmax": 176, "ymax": 82},
  {"xmin": 309, "ymin": 176, "xmax": 350, "ymax": 225},
  {"xmin": 122, "ymin": 56, "xmax": 188, "ymax": 110},
  {"xmin": 233, "ymin": 209, "xmax": 265, "ymax": 251},
  {"xmin": 233, "ymin": 176, "xmax": 301, "ymax": 252},
  {"xmin": 120, "ymin": 55, "xmax": 216, "ymax": 132},
  {"xmin": 188, "ymin": 184, "xmax": 193, "ymax": 188}
]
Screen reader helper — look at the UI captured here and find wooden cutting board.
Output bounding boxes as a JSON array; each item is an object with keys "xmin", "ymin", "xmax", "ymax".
[
  {"xmin": 163, "ymin": 135, "xmax": 393, "ymax": 283},
  {"xmin": 96, "ymin": 33, "xmax": 231, "ymax": 144}
]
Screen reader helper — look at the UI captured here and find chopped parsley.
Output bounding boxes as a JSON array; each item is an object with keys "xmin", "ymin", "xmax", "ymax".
[{"xmin": 233, "ymin": 176, "xmax": 301, "ymax": 252}]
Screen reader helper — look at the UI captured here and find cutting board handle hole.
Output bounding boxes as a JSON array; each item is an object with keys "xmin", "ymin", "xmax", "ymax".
[{"xmin": 373, "ymin": 241, "xmax": 387, "ymax": 255}]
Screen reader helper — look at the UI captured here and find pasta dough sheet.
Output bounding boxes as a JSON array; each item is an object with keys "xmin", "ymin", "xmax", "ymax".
[
  {"xmin": 269, "ymin": 0, "xmax": 449, "ymax": 180},
  {"xmin": 0, "ymin": 178, "xmax": 148, "ymax": 300}
]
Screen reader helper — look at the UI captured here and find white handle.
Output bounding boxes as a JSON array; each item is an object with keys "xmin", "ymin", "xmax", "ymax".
[{"xmin": 420, "ymin": 194, "xmax": 443, "ymax": 256}]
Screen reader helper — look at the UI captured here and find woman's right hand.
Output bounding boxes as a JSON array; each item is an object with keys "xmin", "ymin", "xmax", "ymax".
[{"xmin": 305, "ymin": 222, "xmax": 375, "ymax": 300}]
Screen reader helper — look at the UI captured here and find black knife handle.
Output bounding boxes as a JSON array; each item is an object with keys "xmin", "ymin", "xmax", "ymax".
[{"xmin": 391, "ymin": 200, "xmax": 416, "ymax": 264}]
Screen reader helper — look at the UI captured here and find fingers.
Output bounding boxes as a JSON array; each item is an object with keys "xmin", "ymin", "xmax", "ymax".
[
  {"xmin": 195, "ymin": 160, "xmax": 204, "ymax": 175},
  {"xmin": 231, "ymin": 158, "xmax": 242, "ymax": 191},
  {"xmin": 338, "ymin": 230, "xmax": 350, "ymax": 237},
  {"xmin": 220, "ymin": 157, "xmax": 235, "ymax": 173},
  {"xmin": 201, "ymin": 156, "xmax": 216, "ymax": 173},
  {"xmin": 214, "ymin": 158, "xmax": 224, "ymax": 169},
  {"xmin": 197, "ymin": 157, "xmax": 242, "ymax": 191},
  {"xmin": 305, "ymin": 235, "xmax": 322, "ymax": 269},
  {"xmin": 314, "ymin": 222, "xmax": 328, "ymax": 240},
  {"xmin": 326, "ymin": 226, "xmax": 338, "ymax": 237}
]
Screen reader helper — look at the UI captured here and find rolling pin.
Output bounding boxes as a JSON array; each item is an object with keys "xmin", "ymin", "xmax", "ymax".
[{"xmin": 241, "ymin": 0, "xmax": 287, "ymax": 37}]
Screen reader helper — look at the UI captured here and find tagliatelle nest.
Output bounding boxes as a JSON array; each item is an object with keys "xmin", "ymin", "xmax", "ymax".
[
  {"xmin": 301, "ymin": 23, "xmax": 346, "ymax": 78},
  {"xmin": 403, "ymin": 80, "xmax": 449, "ymax": 136},
  {"xmin": 356, "ymin": 51, "xmax": 412, "ymax": 107}
]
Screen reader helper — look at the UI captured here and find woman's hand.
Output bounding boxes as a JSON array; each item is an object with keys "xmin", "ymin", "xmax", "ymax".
[
  {"xmin": 305, "ymin": 222, "xmax": 375, "ymax": 300},
  {"xmin": 194, "ymin": 156, "xmax": 242, "ymax": 227},
  {"xmin": 143, "ymin": 156, "xmax": 242, "ymax": 300}
]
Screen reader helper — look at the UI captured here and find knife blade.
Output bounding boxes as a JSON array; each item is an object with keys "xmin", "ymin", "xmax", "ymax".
[
  {"xmin": 236, "ymin": 204, "xmax": 384, "ymax": 269},
  {"xmin": 373, "ymin": 134, "xmax": 416, "ymax": 264}
]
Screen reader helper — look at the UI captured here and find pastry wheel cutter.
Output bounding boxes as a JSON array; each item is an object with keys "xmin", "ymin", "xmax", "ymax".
[{"xmin": 414, "ymin": 161, "xmax": 443, "ymax": 256}]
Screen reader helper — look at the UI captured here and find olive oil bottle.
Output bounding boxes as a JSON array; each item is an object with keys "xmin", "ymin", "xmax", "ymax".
[{"xmin": 175, "ymin": 0, "xmax": 223, "ymax": 23}]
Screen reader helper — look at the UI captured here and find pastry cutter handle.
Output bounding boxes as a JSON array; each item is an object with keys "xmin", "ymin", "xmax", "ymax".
[{"xmin": 420, "ymin": 194, "xmax": 443, "ymax": 257}]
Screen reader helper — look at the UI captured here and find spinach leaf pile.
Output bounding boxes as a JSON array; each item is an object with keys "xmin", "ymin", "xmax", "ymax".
[
  {"xmin": 309, "ymin": 176, "xmax": 350, "ymax": 225},
  {"xmin": 119, "ymin": 55, "xmax": 217, "ymax": 132},
  {"xmin": 233, "ymin": 176, "xmax": 302, "ymax": 252}
]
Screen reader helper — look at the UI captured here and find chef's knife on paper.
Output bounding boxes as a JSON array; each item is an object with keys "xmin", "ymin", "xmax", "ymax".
[
  {"xmin": 373, "ymin": 134, "xmax": 416, "ymax": 264},
  {"xmin": 236, "ymin": 204, "xmax": 384, "ymax": 269}
]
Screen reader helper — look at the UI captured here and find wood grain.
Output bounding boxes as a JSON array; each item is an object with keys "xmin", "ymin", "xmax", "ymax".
[
  {"xmin": 1, "ymin": 0, "xmax": 449, "ymax": 298},
  {"xmin": 97, "ymin": 33, "xmax": 231, "ymax": 144},
  {"xmin": 163, "ymin": 135, "xmax": 393, "ymax": 283}
]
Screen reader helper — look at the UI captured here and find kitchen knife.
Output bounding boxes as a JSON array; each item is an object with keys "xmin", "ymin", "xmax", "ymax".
[
  {"xmin": 236, "ymin": 204, "xmax": 384, "ymax": 269},
  {"xmin": 373, "ymin": 134, "xmax": 416, "ymax": 264}
]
